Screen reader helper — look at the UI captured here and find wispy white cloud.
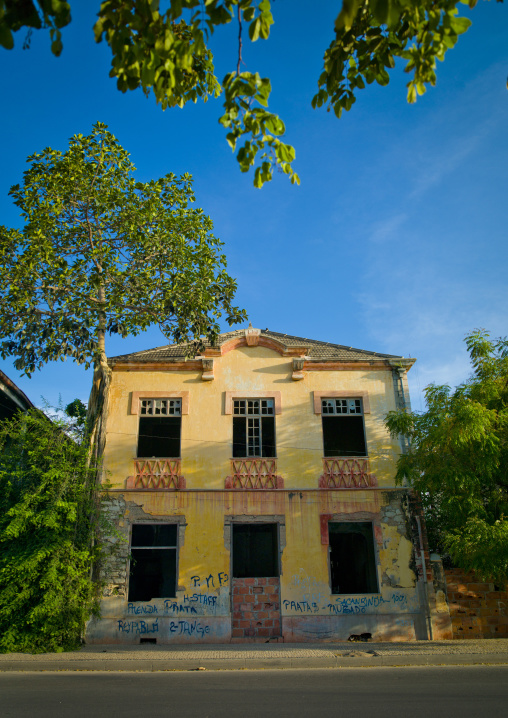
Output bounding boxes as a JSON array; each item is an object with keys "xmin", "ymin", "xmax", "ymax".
[
  {"xmin": 355, "ymin": 58, "xmax": 508, "ymax": 414},
  {"xmin": 409, "ymin": 126, "xmax": 487, "ymax": 199},
  {"xmin": 368, "ymin": 213, "xmax": 408, "ymax": 244}
]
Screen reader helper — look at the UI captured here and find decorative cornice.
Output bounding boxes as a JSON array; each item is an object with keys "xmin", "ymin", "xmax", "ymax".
[
  {"xmin": 302, "ymin": 360, "xmax": 394, "ymax": 371},
  {"xmin": 112, "ymin": 357, "xmax": 397, "ymax": 373},
  {"xmin": 112, "ymin": 361, "xmax": 202, "ymax": 372},
  {"xmin": 210, "ymin": 335, "xmax": 307, "ymax": 357},
  {"xmin": 388, "ymin": 358, "xmax": 416, "ymax": 372}
]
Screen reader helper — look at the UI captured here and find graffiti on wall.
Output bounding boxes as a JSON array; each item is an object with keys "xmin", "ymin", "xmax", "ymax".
[
  {"xmin": 283, "ymin": 600, "xmax": 319, "ymax": 613},
  {"xmin": 190, "ymin": 572, "xmax": 229, "ymax": 589},
  {"xmin": 117, "ymin": 619, "xmax": 159, "ymax": 634},
  {"xmin": 282, "ymin": 590, "xmax": 411, "ymax": 615},
  {"xmin": 116, "ymin": 618, "xmax": 211, "ymax": 638},
  {"xmin": 169, "ymin": 620, "xmax": 210, "ymax": 638},
  {"xmin": 124, "ymin": 572, "xmax": 227, "ymax": 623},
  {"xmin": 326, "ymin": 594, "xmax": 406, "ymax": 615}
]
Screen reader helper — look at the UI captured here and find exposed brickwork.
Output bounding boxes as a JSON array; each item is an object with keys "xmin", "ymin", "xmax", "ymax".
[
  {"xmin": 231, "ymin": 577, "xmax": 281, "ymax": 640},
  {"xmin": 445, "ymin": 569, "xmax": 508, "ymax": 639}
]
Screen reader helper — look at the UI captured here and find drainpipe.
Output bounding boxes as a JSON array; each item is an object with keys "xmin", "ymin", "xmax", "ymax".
[{"xmin": 415, "ymin": 514, "xmax": 433, "ymax": 641}]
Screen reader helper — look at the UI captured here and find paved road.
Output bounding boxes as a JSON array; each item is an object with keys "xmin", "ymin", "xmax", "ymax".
[{"xmin": 2, "ymin": 666, "xmax": 508, "ymax": 718}]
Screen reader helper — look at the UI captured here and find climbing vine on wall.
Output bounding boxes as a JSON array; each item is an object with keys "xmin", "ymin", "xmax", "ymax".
[{"xmin": 0, "ymin": 407, "xmax": 109, "ymax": 653}]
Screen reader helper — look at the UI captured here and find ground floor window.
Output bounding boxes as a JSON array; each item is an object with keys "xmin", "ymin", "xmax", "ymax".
[
  {"xmin": 232, "ymin": 523, "xmax": 279, "ymax": 578},
  {"xmin": 329, "ymin": 522, "xmax": 378, "ymax": 594},
  {"xmin": 128, "ymin": 523, "xmax": 177, "ymax": 602}
]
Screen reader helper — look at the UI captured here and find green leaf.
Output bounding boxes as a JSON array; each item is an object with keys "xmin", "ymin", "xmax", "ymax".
[
  {"xmin": 51, "ymin": 37, "xmax": 63, "ymax": 56},
  {"xmin": 249, "ymin": 18, "xmax": 261, "ymax": 42},
  {"xmin": 335, "ymin": 0, "xmax": 361, "ymax": 31},
  {"xmin": 0, "ymin": 24, "xmax": 14, "ymax": 50}
]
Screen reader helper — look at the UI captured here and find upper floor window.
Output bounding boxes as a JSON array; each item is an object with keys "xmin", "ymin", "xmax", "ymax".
[
  {"xmin": 137, "ymin": 398, "xmax": 181, "ymax": 458},
  {"xmin": 232, "ymin": 399, "xmax": 276, "ymax": 458},
  {"xmin": 321, "ymin": 398, "xmax": 367, "ymax": 457}
]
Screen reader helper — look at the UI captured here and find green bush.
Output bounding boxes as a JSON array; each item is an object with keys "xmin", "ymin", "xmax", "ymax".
[{"xmin": 0, "ymin": 408, "xmax": 104, "ymax": 653}]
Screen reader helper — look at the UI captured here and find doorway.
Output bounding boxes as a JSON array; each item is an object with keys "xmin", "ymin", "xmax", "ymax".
[{"xmin": 231, "ymin": 523, "xmax": 281, "ymax": 640}]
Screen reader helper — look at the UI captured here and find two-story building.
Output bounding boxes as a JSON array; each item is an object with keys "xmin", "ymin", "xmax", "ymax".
[{"xmin": 86, "ymin": 326, "xmax": 452, "ymax": 644}]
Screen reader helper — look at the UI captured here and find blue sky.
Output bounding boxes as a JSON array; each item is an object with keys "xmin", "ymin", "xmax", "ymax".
[{"xmin": 1, "ymin": 1, "xmax": 507, "ymax": 413}]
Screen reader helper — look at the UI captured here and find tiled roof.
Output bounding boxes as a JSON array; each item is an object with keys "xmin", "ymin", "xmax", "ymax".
[{"xmin": 110, "ymin": 328, "xmax": 405, "ymax": 363}]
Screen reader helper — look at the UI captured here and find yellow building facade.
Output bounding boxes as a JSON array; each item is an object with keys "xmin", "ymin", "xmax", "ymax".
[{"xmin": 86, "ymin": 327, "xmax": 452, "ymax": 644}]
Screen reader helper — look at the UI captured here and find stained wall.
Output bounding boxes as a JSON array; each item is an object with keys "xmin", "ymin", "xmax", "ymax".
[{"xmin": 86, "ymin": 341, "xmax": 450, "ymax": 644}]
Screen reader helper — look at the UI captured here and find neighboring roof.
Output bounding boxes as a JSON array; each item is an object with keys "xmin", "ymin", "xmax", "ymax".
[
  {"xmin": 0, "ymin": 369, "xmax": 35, "ymax": 419},
  {"xmin": 110, "ymin": 327, "xmax": 409, "ymax": 365}
]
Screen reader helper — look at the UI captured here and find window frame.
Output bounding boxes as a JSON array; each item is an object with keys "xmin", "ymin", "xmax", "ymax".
[
  {"xmin": 327, "ymin": 521, "xmax": 379, "ymax": 595},
  {"xmin": 131, "ymin": 393, "xmax": 189, "ymax": 460},
  {"xmin": 136, "ymin": 401, "xmax": 182, "ymax": 459},
  {"xmin": 320, "ymin": 396, "xmax": 368, "ymax": 458},
  {"xmin": 127, "ymin": 522, "xmax": 180, "ymax": 603},
  {"xmin": 232, "ymin": 397, "xmax": 277, "ymax": 458}
]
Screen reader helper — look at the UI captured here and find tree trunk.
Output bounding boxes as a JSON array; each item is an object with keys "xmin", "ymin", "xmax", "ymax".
[
  {"xmin": 86, "ymin": 284, "xmax": 111, "ymax": 480},
  {"xmin": 87, "ymin": 358, "xmax": 111, "ymax": 471}
]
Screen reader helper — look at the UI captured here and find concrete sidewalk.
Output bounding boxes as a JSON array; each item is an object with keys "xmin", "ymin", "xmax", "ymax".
[{"xmin": 1, "ymin": 639, "xmax": 508, "ymax": 672}]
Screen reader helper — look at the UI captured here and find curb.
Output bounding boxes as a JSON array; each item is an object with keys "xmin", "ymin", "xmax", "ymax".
[{"xmin": 1, "ymin": 654, "xmax": 508, "ymax": 672}]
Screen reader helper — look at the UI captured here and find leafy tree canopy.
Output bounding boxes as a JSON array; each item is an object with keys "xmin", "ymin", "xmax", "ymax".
[
  {"xmin": 0, "ymin": 121, "xmax": 246, "ymax": 461},
  {"xmin": 0, "ymin": 121, "xmax": 246, "ymax": 378},
  {"xmin": 0, "ymin": 0, "xmax": 497, "ymax": 186},
  {"xmin": 385, "ymin": 329, "xmax": 508, "ymax": 583}
]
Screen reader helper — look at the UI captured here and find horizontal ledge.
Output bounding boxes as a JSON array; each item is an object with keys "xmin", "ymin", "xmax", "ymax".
[{"xmin": 106, "ymin": 486, "xmax": 406, "ymax": 493}]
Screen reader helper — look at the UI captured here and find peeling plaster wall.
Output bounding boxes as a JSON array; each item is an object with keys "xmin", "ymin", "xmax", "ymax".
[
  {"xmin": 87, "ymin": 489, "xmax": 430, "ymax": 644},
  {"xmin": 85, "ymin": 343, "xmax": 446, "ymax": 644}
]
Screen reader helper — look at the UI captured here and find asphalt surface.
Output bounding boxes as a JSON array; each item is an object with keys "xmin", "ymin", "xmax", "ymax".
[
  {"xmin": 2, "ymin": 666, "xmax": 508, "ymax": 718},
  {"xmin": 1, "ymin": 639, "xmax": 508, "ymax": 672}
]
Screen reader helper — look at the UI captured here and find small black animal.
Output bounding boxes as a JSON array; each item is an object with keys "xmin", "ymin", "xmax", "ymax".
[{"xmin": 348, "ymin": 632, "xmax": 372, "ymax": 642}]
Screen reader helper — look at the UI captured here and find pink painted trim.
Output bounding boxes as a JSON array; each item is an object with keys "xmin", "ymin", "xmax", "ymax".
[
  {"xmin": 126, "ymin": 459, "xmax": 185, "ymax": 490},
  {"xmin": 224, "ymin": 391, "xmax": 282, "ymax": 415},
  {"xmin": 225, "ymin": 459, "xmax": 284, "ymax": 489},
  {"xmin": 313, "ymin": 391, "xmax": 370, "ymax": 414},
  {"xmin": 319, "ymin": 457, "xmax": 377, "ymax": 489},
  {"xmin": 218, "ymin": 336, "xmax": 307, "ymax": 357},
  {"xmin": 320, "ymin": 514, "xmax": 332, "ymax": 545},
  {"xmin": 130, "ymin": 391, "xmax": 189, "ymax": 415}
]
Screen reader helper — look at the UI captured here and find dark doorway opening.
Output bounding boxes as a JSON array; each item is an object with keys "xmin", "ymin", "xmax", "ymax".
[
  {"xmin": 232, "ymin": 523, "xmax": 279, "ymax": 578},
  {"xmin": 329, "ymin": 522, "xmax": 378, "ymax": 594}
]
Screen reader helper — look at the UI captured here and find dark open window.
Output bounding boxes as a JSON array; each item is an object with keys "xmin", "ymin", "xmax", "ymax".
[
  {"xmin": 329, "ymin": 522, "xmax": 378, "ymax": 594},
  {"xmin": 321, "ymin": 398, "xmax": 367, "ymax": 457},
  {"xmin": 137, "ymin": 398, "xmax": 181, "ymax": 458},
  {"xmin": 128, "ymin": 524, "xmax": 178, "ymax": 602},
  {"xmin": 232, "ymin": 399, "xmax": 276, "ymax": 457},
  {"xmin": 232, "ymin": 523, "xmax": 279, "ymax": 577}
]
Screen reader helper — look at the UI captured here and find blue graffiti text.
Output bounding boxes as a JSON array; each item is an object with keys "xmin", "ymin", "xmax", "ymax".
[
  {"xmin": 117, "ymin": 619, "xmax": 158, "ymax": 634},
  {"xmin": 169, "ymin": 620, "xmax": 210, "ymax": 638}
]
